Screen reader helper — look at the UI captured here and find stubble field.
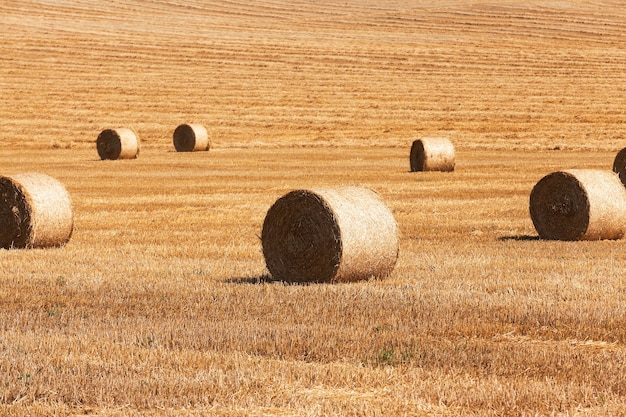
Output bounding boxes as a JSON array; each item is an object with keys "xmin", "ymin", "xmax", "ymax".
[{"xmin": 2, "ymin": 1, "xmax": 626, "ymax": 415}]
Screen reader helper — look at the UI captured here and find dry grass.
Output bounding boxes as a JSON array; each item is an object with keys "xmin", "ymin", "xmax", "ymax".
[
  {"xmin": 2, "ymin": 0, "xmax": 626, "ymax": 151},
  {"xmin": 2, "ymin": 0, "xmax": 626, "ymax": 415},
  {"xmin": 0, "ymin": 147, "xmax": 625, "ymax": 416}
]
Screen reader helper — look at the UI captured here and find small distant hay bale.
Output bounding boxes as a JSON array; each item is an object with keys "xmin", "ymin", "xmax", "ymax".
[
  {"xmin": 612, "ymin": 147, "xmax": 626, "ymax": 187},
  {"xmin": 173, "ymin": 124, "xmax": 210, "ymax": 152},
  {"xmin": 0, "ymin": 173, "xmax": 73, "ymax": 249},
  {"xmin": 96, "ymin": 128, "xmax": 139, "ymax": 160},
  {"xmin": 261, "ymin": 186, "xmax": 399, "ymax": 283},
  {"xmin": 529, "ymin": 169, "xmax": 626, "ymax": 241},
  {"xmin": 410, "ymin": 137, "xmax": 455, "ymax": 172}
]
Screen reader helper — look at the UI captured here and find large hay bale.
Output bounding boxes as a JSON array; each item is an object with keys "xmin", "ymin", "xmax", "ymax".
[
  {"xmin": 529, "ymin": 169, "xmax": 626, "ymax": 241},
  {"xmin": 173, "ymin": 124, "xmax": 210, "ymax": 152},
  {"xmin": 96, "ymin": 128, "xmax": 139, "ymax": 160},
  {"xmin": 261, "ymin": 186, "xmax": 399, "ymax": 283},
  {"xmin": 0, "ymin": 173, "xmax": 73, "ymax": 249},
  {"xmin": 612, "ymin": 147, "xmax": 626, "ymax": 187},
  {"xmin": 410, "ymin": 137, "xmax": 455, "ymax": 172}
]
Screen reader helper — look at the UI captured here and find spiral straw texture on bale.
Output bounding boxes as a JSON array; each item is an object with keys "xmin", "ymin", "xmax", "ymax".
[
  {"xmin": 96, "ymin": 128, "xmax": 139, "ymax": 160},
  {"xmin": 0, "ymin": 173, "xmax": 73, "ymax": 249},
  {"xmin": 529, "ymin": 169, "xmax": 626, "ymax": 241},
  {"xmin": 612, "ymin": 147, "xmax": 626, "ymax": 187},
  {"xmin": 410, "ymin": 137, "xmax": 455, "ymax": 172},
  {"xmin": 262, "ymin": 186, "xmax": 399, "ymax": 283},
  {"xmin": 173, "ymin": 124, "xmax": 210, "ymax": 152}
]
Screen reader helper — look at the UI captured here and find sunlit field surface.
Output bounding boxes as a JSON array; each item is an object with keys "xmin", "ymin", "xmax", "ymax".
[{"xmin": 2, "ymin": 1, "xmax": 626, "ymax": 415}]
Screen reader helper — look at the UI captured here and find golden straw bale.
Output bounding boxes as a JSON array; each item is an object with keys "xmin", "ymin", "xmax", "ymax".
[
  {"xmin": 96, "ymin": 128, "xmax": 139, "ymax": 160},
  {"xmin": 0, "ymin": 173, "xmax": 73, "ymax": 249},
  {"xmin": 410, "ymin": 137, "xmax": 455, "ymax": 172},
  {"xmin": 612, "ymin": 147, "xmax": 626, "ymax": 187},
  {"xmin": 261, "ymin": 186, "xmax": 399, "ymax": 283},
  {"xmin": 173, "ymin": 124, "xmax": 210, "ymax": 152},
  {"xmin": 529, "ymin": 169, "xmax": 626, "ymax": 241}
]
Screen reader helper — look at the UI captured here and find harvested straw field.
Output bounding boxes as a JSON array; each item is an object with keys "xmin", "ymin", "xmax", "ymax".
[{"xmin": 1, "ymin": 0, "xmax": 626, "ymax": 415}]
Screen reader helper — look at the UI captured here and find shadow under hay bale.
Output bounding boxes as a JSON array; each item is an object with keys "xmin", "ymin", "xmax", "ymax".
[
  {"xmin": 261, "ymin": 186, "xmax": 399, "ymax": 283},
  {"xmin": 173, "ymin": 124, "xmax": 210, "ymax": 152},
  {"xmin": 612, "ymin": 147, "xmax": 626, "ymax": 187},
  {"xmin": 529, "ymin": 169, "xmax": 626, "ymax": 241},
  {"xmin": 0, "ymin": 173, "xmax": 73, "ymax": 249},
  {"xmin": 410, "ymin": 137, "xmax": 455, "ymax": 172},
  {"xmin": 96, "ymin": 128, "xmax": 139, "ymax": 160}
]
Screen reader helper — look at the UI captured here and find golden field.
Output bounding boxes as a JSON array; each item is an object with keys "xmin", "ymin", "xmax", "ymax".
[{"xmin": 1, "ymin": 1, "xmax": 626, "ymax": 415}]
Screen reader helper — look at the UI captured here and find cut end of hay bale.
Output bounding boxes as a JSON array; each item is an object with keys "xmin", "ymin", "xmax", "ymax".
[
  {"xmin": 529, "ymin": 171, "xmax": 590, "ymax": 240},
  {"xmin": 612, "ymin": 147, "xmax": 626, "ymax": 188},
  {"xmin": 261, "ymin": 186, "xmax": 399, "ymax": 283},
  {"xmin": 529, "ymin": 169, "xmax": 626, "ymax": 241},
  {"xmin": 410, "ymin": 137, "xmax": 455, "ymax": 172},
  {"xmin": 97, "ymin": 128, "xmax": 139, "ymax": 160},
  {"xmin": 0, "ymin": 173, "xmax": 73, "ymax": 249},
  {"xmin": 173, "ymin": 124, "xmax": 210, "ymax": 152},
  {"xmin": 262, "ymin": 189, "xmax": 341, "ymax": 283}
]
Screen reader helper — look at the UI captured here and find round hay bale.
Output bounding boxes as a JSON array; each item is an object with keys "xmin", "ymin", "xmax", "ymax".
[
  {"xmin": 612, "ymin": 147, "xmax": 626, "ymax": 187},
  {"xmin": 410, "ymin": 137, "xmax": 455, "ymax": 172},
  {"xmin": 0, "ymin": 173, "xmax": 73, "ymax": 249},
  {"xmin": 261, "ymin": 186, "xmax": 399, "ymax": 283},
  {"xmin": 96, "ymin": 128, "xmax": 139, "ymax": 160},
  {"xmin": 173, "ymin": 124, "xmax": 210, "ymax": 152},
  {"xmin": 529, "ymin": 169, "xmax": 626, "ymax": 241}
]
